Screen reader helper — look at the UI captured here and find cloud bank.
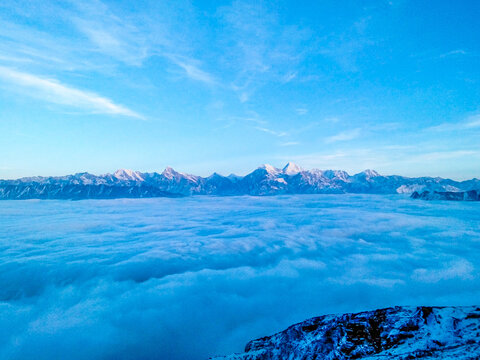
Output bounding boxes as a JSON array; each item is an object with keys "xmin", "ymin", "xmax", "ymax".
[{"xmin": 0, "ymin": 195, "xmax": 479, "ymax": 359}]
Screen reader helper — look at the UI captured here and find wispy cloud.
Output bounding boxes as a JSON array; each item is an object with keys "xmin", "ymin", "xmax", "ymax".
[
  {"xmin": 166, "ymin": 55, "xmax": 217, "ymax": 85},
  {"xmin": 71, "ymin": 3, "xmax": 218, "ymax": 85},
  {"xmin": 0, "ymin": 0, "xmax": 216, "ymax": 87},
  {"xmin": 255, "ymin": 126, "xmax": 288, "ymax": 137},
  {"xmin": 0, "ymin": 66, "xmax": 143, "ymax": 119},
  {"xmin": 218, "ymin": 1, "xmax": 310, "ymax": 101},
  {"xmin": 280, "ymin": 141, "xmax": 299, "ymax": 147},
  {"xmin": 426, "ymin": 114, "xmax": 480, "ymax": 132},
  {"xmin": 465, "ymin": 115, "xmax": 480, "ymax": 128},
  {"xmin": 295, "ymin": 108, "xmax": 308, "ymax": 115},
  {"xmin": 325, "ymin": 117, "xmax": 340, "ymax": 123},
  {"xmin": 218, "ymin": 112, "xmax": 267, "ymax": 126},
  {"xmin": 325, "ymin": 128, "xmax": 361, "ymax": 143},
  {"xmin": 175, "ymin": 61, "xmax": 216, "ymax": 84},
  {"xmin": 411, "ymin": 150, "xmax": 478, "ymax": 162},
  {"xmin": 72, "ymin": 16, "xmax": 148, "ymax": 67},
  {"xmin": 439, "ymin": 49, "xmax": 467, "ymax": 58},
  {"xmin": 283, "ymin": 72, "xmax": 297, "ymax": 83},
  {"xmin": 318, "ymin": 16, "xmax": 375, "ymax": 72},
  {"xmin": 0, "ymin": 18, "xmax": 92, "ymax": 71}
]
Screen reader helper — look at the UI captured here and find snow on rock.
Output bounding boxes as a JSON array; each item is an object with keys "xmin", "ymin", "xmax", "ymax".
[
  {"xmin": 320, "ymin": 169, "xmax": 350, "ymax": 181},
  {"xmin": 411, "ymin": 190, "xmax": 480, "ymax": 201},
  {"xmin": 211, "ymin": 306, "xmax": 480, "ymax": 360},
  {"xmin": 282, "ymin": 162, "xmax": 303, "ymax": 175},
  {"xmin": 161, "ymin": 166, "xmax": 180, "ymax": 180},
  {"xmin": 113, "ymin": 169, "xmax": 144, "ymax": 182},
  {"xmin": 355, "ymin": 169, "xmax": 381, "ymax": 179},
  {"xmin": 258, "ymin": 164, "xmax": 282, "ymax": 175}
]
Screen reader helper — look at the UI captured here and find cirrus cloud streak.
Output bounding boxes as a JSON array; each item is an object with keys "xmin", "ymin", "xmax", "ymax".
[{"xmin": 0, "ymin": 66, "xmax": 143, "ymax": 119}]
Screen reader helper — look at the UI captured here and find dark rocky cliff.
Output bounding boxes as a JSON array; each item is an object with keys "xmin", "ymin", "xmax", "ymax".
[
  {"xmin": 212, "ymin": 306, "xmax": 480, "ymax": 360},
  {"xmin": 411, "ymin": 190, "xmax": 480, "ymax": 201}
]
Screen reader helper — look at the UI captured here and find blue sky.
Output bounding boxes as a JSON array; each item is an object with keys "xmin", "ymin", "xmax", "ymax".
[{"xmin": 0, "ymin": 0, "xmax": 479, "ymax": 179}]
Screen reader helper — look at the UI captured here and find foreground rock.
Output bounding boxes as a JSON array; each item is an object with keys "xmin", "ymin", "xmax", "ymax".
[
  {"xmin": 212, "ymin": 306, "xmax": 480, "ymax": 360},
  {"xmin": 411, "ymin": 190, "xmax": 480, "ymax": 201}
]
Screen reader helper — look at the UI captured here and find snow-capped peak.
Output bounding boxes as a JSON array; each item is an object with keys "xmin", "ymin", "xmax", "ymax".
[
  {"xmin": 321, "ymin": 170, "xmax": 350, "ymax": 181},
  {"xmin": 258, "ymin": 164, "xmax": 281, "ymax": 175},
  {"xmin": 113, "ymin": 169, "xmax": 144, "ymax": 181},
  {"xmin": 161, "ymin": 167, "xmax": 199, "ymax": 182},
  {"xmin": 161, "ymin": 166, "xmax": 179, "ymax": 179},
  {"xmin": 361, "ymin": 169, "xmax": 380, "ymax": 178},
  {"xmin": 282, "ymin": 162, "xmax": 303, "ymax": 175}
]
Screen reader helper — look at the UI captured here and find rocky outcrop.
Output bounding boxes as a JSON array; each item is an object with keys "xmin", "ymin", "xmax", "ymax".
[
  {"xmin": 411, "ymin": 190, "xmax": 480, "ymax": 201},
  {"xmin": 212, "ymin": 306, "xmax": 480, "ymax": 360}
]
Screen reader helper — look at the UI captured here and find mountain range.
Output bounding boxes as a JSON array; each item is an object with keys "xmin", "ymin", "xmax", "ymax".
[
  {"xmin": 1, "ymin": 163, "xmax": 479, "ymax": 200},
  {"xmin": 212, "ymin": 306, "xmax": 480, "ymax": 360}
]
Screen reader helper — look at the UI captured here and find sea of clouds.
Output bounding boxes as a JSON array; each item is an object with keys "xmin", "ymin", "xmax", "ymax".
[{"xmin": 0, "ymin": 194, "xmax": 479, "ymax": 359}]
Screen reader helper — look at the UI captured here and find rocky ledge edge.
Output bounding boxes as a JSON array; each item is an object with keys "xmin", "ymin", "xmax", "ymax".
[{"xmin": 211, "ymin": 306, "xmax": 480, "ymax": 360}]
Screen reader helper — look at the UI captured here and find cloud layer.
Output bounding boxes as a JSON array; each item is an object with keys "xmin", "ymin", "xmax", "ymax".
[{"xmin": 0, "ymin": 195, "xmax": 479, "ymax": 359}]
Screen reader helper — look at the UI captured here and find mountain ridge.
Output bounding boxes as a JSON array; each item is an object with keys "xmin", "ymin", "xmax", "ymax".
[{"xmin": 1, "ymin": 163, "xmax": 479, "ymax": 199}]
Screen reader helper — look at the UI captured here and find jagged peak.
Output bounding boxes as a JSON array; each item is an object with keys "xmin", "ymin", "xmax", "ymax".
[
  {"xmin": 206, "ymin": 172, "xmax": 225, "ymax": 179},
  {"xmin": 358, "ymin": 169, "xmax": 381, "ymax": 178},
  {"xmin": 258, "ymin": 164, "xmax": 281, "ymax": 175},
  {"xmin": 282, "ymin": 162, "xmax": 303, "ymax": 175},
  {"xmin": 227, "ymin": 173, "xmax": 241, "ymax": 182},
  {"xmin": 113, "ymin": 169, "xmax": 143, "ymax": 181},
  {"xmin": 161, "ymin": 167, "xmax": 199, "ymax": 182},
  {"xmin": 161, "ymin": 166, "xmax": 180, "ymax": 178},
  {"xmin": 320, "ymin": 169, "xmax": 350, "ymax": 180}
]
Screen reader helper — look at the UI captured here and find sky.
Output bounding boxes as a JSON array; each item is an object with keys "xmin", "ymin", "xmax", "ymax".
[
  {"xmin": 1, "ymin": 195, "xmax": 479, "ymax": 359},
  {"xmin": 0, "ymin": 0, "xmax": 479, "ymax": 180}
]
